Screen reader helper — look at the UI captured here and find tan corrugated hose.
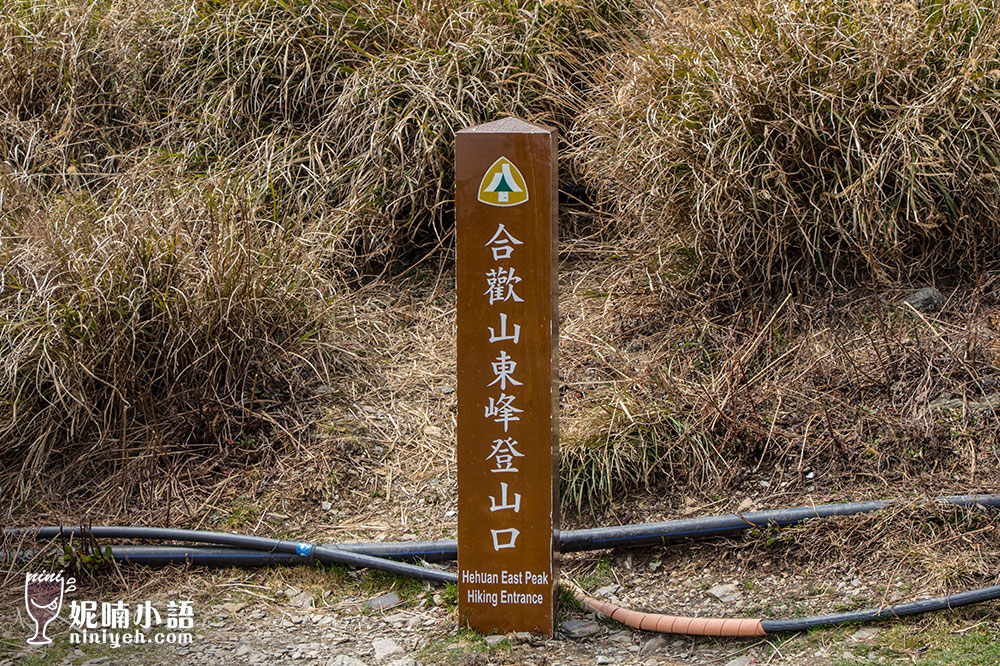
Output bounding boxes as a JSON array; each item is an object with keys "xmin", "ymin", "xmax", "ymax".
[{"xmin": 569, "ymin": 583, "xmax": 766, "ymax": 637}]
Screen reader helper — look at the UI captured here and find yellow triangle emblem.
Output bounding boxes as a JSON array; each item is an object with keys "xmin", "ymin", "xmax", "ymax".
[{"xmin": 477, "ymin": 157, "xmax": 529, "ymax": 207}]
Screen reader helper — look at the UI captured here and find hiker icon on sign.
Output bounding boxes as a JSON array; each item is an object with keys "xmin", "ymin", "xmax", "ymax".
[{"xmin": 478, "ymin": 157, "xmax": 528, "ymax": 207}]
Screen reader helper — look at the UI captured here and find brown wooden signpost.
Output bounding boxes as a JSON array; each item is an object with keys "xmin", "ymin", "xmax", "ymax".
[{"xmin": 455, "ymin": 117, "xmax": 559, "ymax": 635}]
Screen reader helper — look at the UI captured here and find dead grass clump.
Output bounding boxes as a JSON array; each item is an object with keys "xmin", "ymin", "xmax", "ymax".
[
  {"xmin": 4, "ymin": 0, "xmax": 646, "ymax": 271},
  {"xmin": 751, "ymin": 499, "xmax": 1000, "ymax": 594},
  {"xmin": 575, "ymin": 0, "xmax": 1000, "ymax": 287},
  {"xmin": 558, "ymin": 259, "xmax": 1000, "ymax": 510},
  {"xmin": 0, "ymin": 173, "xmax": 346, "ymax": 512}
]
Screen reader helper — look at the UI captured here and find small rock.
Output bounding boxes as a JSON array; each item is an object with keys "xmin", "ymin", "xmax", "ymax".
[
  {"xmin": 367, "ymin": 592, "xmax": 401, "ymax": 611},
  {"xmin": 381, "ymin": 612, "xmax": 409, "ymax": 627},
  {"xmin": 372, "ymin": 638, "xmax": 404, "ymax": 661},
  {"xmin": 290, "ymin": 591, "xmax": 315, "ymax": 608},
  {"xmin": 595, "ymin": 584, "xmax": 621, "ymax": 596},
  {"xmin": 485, "ymin": 635, "xmax": 507, "ymax": 647},
  {"xmin": 901, "ymin": 287, "xmax": 945, "ymax": 312},
  {"xmin": 434, "ymin": 384, "xmax": 455, "ymax": 394},
  {"xmin": 607, "ymin": 631, "xmax": 633, "ymax": 645},
  {"xmin": 320, "ymin": 501, "xmax": 333, "ymax": 510},
  {"xmin": 724, "ymin": 657, "xmax": 753, "ymax": 666},
  {"xmin": 851, "ymin": 627, "xmax": 879, "ymax": 641},
  {"xmin": 422, "ymin": 425, "xmax": 443, "ymax": 438},
  {"xmin": 596, "ymin": 657, "xmax": 613, "ymax": 665},
  {"xmin": 560, "ymin": 619, "xmax": 601, "ymax": 639},
  {"xmin": 514, "ymin": 631, "xmax": 532, "ymax": 643},
  {"xmin": 387, "ymin": 658, "xmax": 418, "ymax": 666},
  {"xmin": 706, "ymin": 583, "xmax": 740, "ymax": 603},
  {"xmin": 329, "ymin": 657, "xmax": 369, "ymax": 666},
  {"xmin": 640, "ymin": 635, "xmax": 668, "ymax": 654}
]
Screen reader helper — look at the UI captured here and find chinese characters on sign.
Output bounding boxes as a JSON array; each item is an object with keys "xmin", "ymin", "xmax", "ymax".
[
  {"xmin": 456, "ymin": 117, "xmax": 559, "ymax": 635},
  {"xmin": 483, "ymin": 223, "xmax": 525, "ymax": 551}
]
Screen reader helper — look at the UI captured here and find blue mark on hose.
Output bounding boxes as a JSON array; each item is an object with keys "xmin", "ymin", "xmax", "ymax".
[{"xmin": 296, "ymin": 543, "xmax": 312, "ymax": 557}]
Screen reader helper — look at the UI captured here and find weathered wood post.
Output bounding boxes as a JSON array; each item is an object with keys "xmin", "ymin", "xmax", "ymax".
[{"xmin": 455, "ymin": 117, "xmax": 559, "ymax": 635}]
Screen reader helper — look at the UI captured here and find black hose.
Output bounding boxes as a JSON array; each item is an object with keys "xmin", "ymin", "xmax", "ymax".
[
  {"xmin": 4, "ymin": 545, "xmax": 307, "ymax": 568},
  {"xmin": 11, "ymin": 494, "xmax": 993, "ymax": 565},
  {"xmin": 560, "ymin": 494, "xmax": 1000, "ymax": 551},
  {"xmin": 7, "ymin": 494, "xmax": 1000, "ymax": 632},
  {"xmin": 761, "ymin": 584, "xmax": 1000, "ymax": 632},
  {"xmin": 4, "ymin": 526, "xmax": 456, "ymax": 585}
]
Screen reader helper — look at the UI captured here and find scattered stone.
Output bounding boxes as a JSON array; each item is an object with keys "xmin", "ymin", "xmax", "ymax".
[
  {"xmin": 372, "ymin": 638, "xmax": 404, "ymax": 661},
  {"xmin": 595, "ymin": 584, "xmax": 621, "ymax": 597},
  {"xmin": 222, "ymin": 601, "xmax": 247, "ymax": 613},
  {"xmin": 387, "ymin": 658, "xmax": 418, "ymax": 666},
  {"xmin": 607, "ymin": 631, "xmax": 633, "ymax": 645},
  {"xmin": 367, "ymin": 592, "xmax": 402, "ymax": 611},
  {"xmin": 560, "ymin": 619, "xmax": 601, "ymax": 639},
  {"xmin": 382, "ymin": 612, "xmax": 409, "ymax": 626},
  {"xmin": 321, "ymin": 501, "xmax": 333, "ymax": 511},
  {"xmin": 851, "ymin": 627, "xmax": 879, "ymax": 641},
  {"xmin": 901, "ymin": 287, "xmax": 945, "ymax": 312},
  {"xmin": 724, "ymin": 657, "xmax": 753, "ymax": 666},
  {"xmin": 434, "ymin": 384, "xmax": 455, "ymax": 394},
  {"xmin": 290, "ymin": 591, "xmax": 315, "ymax": 608},
  {"xmin": 596, "ymin": 656, "xmax": 613, "ymax": 665},
  {"xmin": 329, "ymin": 657, "xmax": 369, "ymax": 666},
  {"xmin": 422, "ymin": 425, "xmax": 443, "ymax": 438},
  {"xmin": 514, "ymin": 631, "xmax": 533, "ymax": 643},
  {"xmin": 706, "ymin": 583, "xmax": 740, "ymax": 603},
  {"xmin": 640, "ymin": 635, "xmax": 668, "ymax": 654},
  {"xmin": 485, "ymin": 635, "xmax": 507, "ymax": 647}
]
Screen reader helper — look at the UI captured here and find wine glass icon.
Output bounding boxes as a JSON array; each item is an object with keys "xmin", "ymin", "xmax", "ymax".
[{"xmin": 25, "ymin": 574, "xmax": 65, "ymax": 646}]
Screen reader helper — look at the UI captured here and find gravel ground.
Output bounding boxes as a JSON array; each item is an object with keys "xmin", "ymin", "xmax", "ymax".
[{"xmin": 1, "ymin": 538, "xmax": 935, "ymax": 666}]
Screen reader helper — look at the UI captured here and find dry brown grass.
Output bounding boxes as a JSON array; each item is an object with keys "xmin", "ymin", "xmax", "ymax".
[
  {"xmin": 575, "ymin": 0, "xmax": 1000, "ymax": 288},
  {"xmin": 0, "ymin": 0, "xmax": 647, "ymax": 515},
  {"xmin": 742, "ymin": 498, "xmax": 1000, "ymax": 595},
  {"xmin": 558, "ymin": 253, "xmax": 1000, "ymax": 513},
  {"xmin": 0, "ymin": 172, "xmax": 351, "ymax": 516},
  {"xmin": 3, "ymin": 0, "xmax": 646, "ymax": 271}
]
